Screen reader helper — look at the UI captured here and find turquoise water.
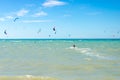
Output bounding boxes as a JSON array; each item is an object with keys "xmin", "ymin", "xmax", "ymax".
[{"xmin": 0, "ymin": 39, "xmax": 120, "ymax": 80}]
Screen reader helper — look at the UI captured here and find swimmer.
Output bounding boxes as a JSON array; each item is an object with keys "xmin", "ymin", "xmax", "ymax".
[{"xmin": 73, "ymin": 44, "xmax": 76, "ymax": 48}]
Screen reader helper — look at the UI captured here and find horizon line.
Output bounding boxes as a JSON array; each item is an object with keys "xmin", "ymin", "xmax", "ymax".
[{"xmin": 0, "ymin": 38, "xmax": 120, "ymax": 40}]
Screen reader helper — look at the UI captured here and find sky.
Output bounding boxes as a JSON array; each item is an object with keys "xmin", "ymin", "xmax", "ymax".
[{"xmin": 0, "ymin": 0, "xmax": 120, "ymax": 39}]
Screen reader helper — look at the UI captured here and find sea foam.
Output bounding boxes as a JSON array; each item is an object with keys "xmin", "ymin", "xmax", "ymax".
[
  {"xmin": 68, "ymin": 47, "xmax": 107, "ymax": 59},
  {"xmin": 0, "ymin": 75, "xmax": 58, "ymax": 80}
]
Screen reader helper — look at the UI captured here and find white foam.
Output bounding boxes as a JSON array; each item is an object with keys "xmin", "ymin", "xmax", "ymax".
[
  {"xmin": 69, "ymin": 47, "xmax": 91, "ymax": 54},
  {"xmin": 84, "ymin": 58, "xmax": 92, "ymax": 61},
  {"xmin": 12, "ymin": 41, "xmax": 22, "ymax": 43},
  {"xmin": 68, "ymin": 46, "xmax": 107, "ymax": 59},
  {"xmin": 17, "ymin": 75, "xmax": 56, "ymax": 80},
  {"xmin": 25, "ymin": 75, "xmax": 33, "ymax": 78},
  {"xmin": 85, "ymin": 52, "xmax": 106, "ymax": 59},
  {"xmin": 27, "ymin": 75, "xmax": 54, "ymax": 79}
]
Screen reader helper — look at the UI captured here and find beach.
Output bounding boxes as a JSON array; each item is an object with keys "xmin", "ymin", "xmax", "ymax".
[{"xmin": 0, "ymin": 39, "xmax": 120, "ymax": 80}]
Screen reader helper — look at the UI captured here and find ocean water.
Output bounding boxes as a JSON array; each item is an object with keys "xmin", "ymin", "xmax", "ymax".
[{"xmin": 0, "ymin": 39, "xmax": 120, "ymax": 80}]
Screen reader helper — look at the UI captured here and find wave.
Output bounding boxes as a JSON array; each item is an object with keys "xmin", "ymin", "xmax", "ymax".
[
  {"xmin": 69, "ymin": 47, "xmax": 91, "ymax": 53},
  {"xmin": 68, "ymin": 47, "xmax": 107, "ymax": 59},
  {"xmin": 11, "ymin": 41, "xmax": 22, "ymax": 43}
]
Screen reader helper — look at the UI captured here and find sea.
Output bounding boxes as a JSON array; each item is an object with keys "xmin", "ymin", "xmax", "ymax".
[{"xmin": 0, "ymin": 39, "xmax": 120, "ymax": 80}]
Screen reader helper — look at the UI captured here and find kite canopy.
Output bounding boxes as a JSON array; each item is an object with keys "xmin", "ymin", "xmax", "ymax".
[
  {"xmin": 14, "ymin": 17, "xmax": 19, "ymax": 22},
  {"xmin": 53, "ymin": 27, "xmax": 56, "ymax": 34},
  {"xmin": 53, "ymin": 27, "xmax": 55, "ymax": 31},
  {"xmin": 4, "ymin": 30, "xmax": 7, "ymax": 35},
  {"xmin": 37, "ymin": 28, "xmax": 41, "ymax": 34}
]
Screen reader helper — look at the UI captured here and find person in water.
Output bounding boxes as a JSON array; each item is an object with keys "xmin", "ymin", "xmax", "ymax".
[{"xmin": 73, "ymin": 44, "xmax": 76, "ymax": 48}]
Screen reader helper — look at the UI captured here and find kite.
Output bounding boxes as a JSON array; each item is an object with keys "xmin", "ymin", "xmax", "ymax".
[
  {"xmin": 53, "ymin": 27, "xmax": 56, "ymax": 34},
  {"xmin": 14, "ymin": 17, "xmax": 19, "ymax": 22},
  {"xmin": 4, "ymin": 30, "xmax": 7, "ymax": 35},
  {"xmin": 37, "ymin": 28, "xmax": 41, "ymax": 34}
]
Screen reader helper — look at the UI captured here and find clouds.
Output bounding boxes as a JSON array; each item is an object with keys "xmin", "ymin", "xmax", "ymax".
[
  {"xmin": 0, "ymin": 18, "xmax": 5, "ymax": 22},
  {"xmin": 33, "ymin": 11, "xmax": 47, "ymax": 17},
  {"xmin": 16, "ymin": 9, "xmax": 29, "ymax": 17},
  {"xmin": 0, "ymin": 9, "xmax": 29, "ymax": 22},
  {"xmin": 0, "ymin": 0, "xmax": 67, "ymax": 23},
  {"xmin": 6, "ymin": 16, "xmax": 14, "ymax": 19},
  {"xmin": 0, "ymin": 16, "xmax": 13, "ymax": 22},
  {"xmin": 42, "ymin": 0, "xmax": 66, "ymax": 7}
]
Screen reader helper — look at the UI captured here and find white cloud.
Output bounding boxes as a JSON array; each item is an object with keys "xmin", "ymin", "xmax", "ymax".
[
  {"xmin": 0, "ymin": 9, "xmax": 29, "ymax": 22},
  {"xmin": 17, "ymin": 9, "xmax": 29, "ymax": 17},
  {"xmin": 33, "ymin": 11, "xmax": 47, "ymax": 17},
  {"xmin": 0, "ymin": 18, "xmax": 5, "ymax": 21},
  {"xmin": 6, "ymin": 16, "xmax": 13, "ymax": 19},
  {"xmin": 42, "ymin": 0, "xmax": 66, "ymax": 7},
  {"xmin": 0, "ymin": 16, "xmax": 13, "ymax": 22},
  {"xmin": 22, "ymin": 20, "xmax": 52, "ymax": 23}
]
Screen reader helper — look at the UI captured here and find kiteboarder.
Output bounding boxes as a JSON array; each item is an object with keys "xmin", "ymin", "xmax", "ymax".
[{"xmin": 73, "ymin": 44, "xmax": 76, "ymax": 48}]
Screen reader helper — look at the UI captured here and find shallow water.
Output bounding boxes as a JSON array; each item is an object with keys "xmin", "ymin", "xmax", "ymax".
[{"xmin": 0, "ymin": 39, "xmax": 120, "ymax": 80}]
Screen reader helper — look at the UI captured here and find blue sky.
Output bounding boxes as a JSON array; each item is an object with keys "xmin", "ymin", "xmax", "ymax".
[{"xmin": 0, "ymin": 0, "xmax": 120, "ymax": 39}]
